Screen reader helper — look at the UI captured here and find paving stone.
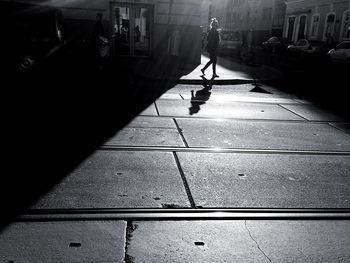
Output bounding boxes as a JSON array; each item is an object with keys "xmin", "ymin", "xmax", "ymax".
[
  {"xmin": 127, "ymin": 220, "xmax": 350, "ymax": 263},
  {"xmin": 330, "ymin": 123, "xmax": 350, "ymax": 135},
  {"xmin": 176, "ymin": 118, "xmax": 350, "ymax": 151},
  {"xmin": 166, "ymin": 84, "xmax": 257, "ymax": 94},
  {"xmin": 124, "ymin": 116, "xmax": 177, "ymax": 129},
  {"xmin": 0, "ymin": 221, "xmax": 126, "ymax": 263},
  {"xmin": 140, "ymin": 103, "xmax": 158, "ymax": 116},
  {"xmin": 177, "ymin": 152, "xmax": 350, "ymax": 208},
  {"xmin": 180, "ymin": 94, "xmax": 298, "ymax": 104},
  {"xmin": 105, "ymin": 117, "xmax": 184, "ymax": 147},
  {"xmin": 159, "ymin": 94, "xmax": 183, "ymax": 100},
  {"xmin": 156, "ymin": 100, "xmax": 303, "ymax": 120},
  {"xmin": 280, "ymin": 104, "xmax": 346, "ymax": 121},
  {"xmin": 32, "ymin": 151, "xmax": 190, "ymax": 209}
]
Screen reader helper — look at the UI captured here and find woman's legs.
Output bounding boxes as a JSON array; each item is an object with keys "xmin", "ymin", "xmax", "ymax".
[
  {"xmin": 202, "ymin": 52, "xmax": 218, "ymax": 77},
  {"xmin": 211, "ymin": 52, "xmax": 218, "ymax": 77},
  {"xmin": 202, "ymin": 60, "xmax": 212, "ymax": 74}
]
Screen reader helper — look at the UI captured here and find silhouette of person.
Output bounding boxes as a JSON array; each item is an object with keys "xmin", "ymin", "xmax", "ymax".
[
  {"xmin": 134, "ymin": 25, "xmax": 141, "ymax": 42},
  {"xmin": 189, "ymin": 80, "xmax": 213, "ymax": 115},
  {"xmin": 95, "ymin": 13, "xmax": 104, "ymax": 37},
  {"xmin": 201, "ymin": 18, "xmax": 220, "ymax": 78}
]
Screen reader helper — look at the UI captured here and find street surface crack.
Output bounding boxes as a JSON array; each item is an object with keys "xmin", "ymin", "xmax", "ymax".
[
  {"xmin": 244, "ymin": 220, "xmax": 272, "ymax": 263},
  {"xmin": 124, "ymin": 221, "xmax": 137, "ymax": 263}
]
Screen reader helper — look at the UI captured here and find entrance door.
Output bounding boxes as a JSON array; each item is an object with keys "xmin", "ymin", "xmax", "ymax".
[
  {"xmin": 298, "ymin": 15, "xmax": 307, "ymax": 40},
  {"xmin": 287, "ymin": 17, "xmax": 295, "ymax": 41},
  {"xmin": 111, "ymin": 3, "xmax": 152, "ymax": 57}
]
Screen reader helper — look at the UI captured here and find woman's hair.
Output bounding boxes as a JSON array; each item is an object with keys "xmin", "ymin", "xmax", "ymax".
[{"xmin": 210, "ymin": 18, "xmax": 219, "ymax": 29}]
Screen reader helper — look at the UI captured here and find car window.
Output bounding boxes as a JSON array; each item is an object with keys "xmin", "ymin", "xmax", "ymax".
[
  {"xmin": 297, "ymin": 40, "xmax": 307, "ymax": 46},
  {"xmin": 336, "ymin": 43, "xmax": 350, "ymax": 49},
  {"xmin": 268, "ymin": 37, "xmax": 279, "ymax": 42}
]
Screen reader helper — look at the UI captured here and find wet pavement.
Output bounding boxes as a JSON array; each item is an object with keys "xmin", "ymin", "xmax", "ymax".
[{"xmin": 1, "ymin": 54, "xmax": 350, "ymax": 262}]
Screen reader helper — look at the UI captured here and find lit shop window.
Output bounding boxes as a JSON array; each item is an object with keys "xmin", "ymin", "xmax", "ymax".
[{"xmin": 112, "ymin": 4, "xmax": 152, "ymax": 57}]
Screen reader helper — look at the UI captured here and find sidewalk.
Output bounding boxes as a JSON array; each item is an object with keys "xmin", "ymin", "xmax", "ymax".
[
  {"xmin": 1, "ymin": 54, "xmax": 350, "ymax": 262},
  {"xmin": 179, "ymin": 54, "xmax": 283, "ymax": 84}
]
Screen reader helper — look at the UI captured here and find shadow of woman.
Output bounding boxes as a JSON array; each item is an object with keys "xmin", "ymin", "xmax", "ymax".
[{"xmin": 189, "ymin": 76, "xmax": 214, "ymax": 115}]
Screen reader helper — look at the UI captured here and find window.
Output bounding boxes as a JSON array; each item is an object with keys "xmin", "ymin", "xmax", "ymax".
[
  {"xmin": 336, "ymin": 42, "xmax": 350, "ymax": 49},
  {"xmin": 112, "ymin": 3, "xmax": 152, "ymax": 57},
  {"xmin": 310, "ymin": 14, "xmax": 320, "ymax": 39},
  {"xmin": 341, "ymin": 11, "xmax": 350, "ymax": 40},
  {"xmin": 323, "ymin": 13, "xmax": 336, "ymax": 40}
]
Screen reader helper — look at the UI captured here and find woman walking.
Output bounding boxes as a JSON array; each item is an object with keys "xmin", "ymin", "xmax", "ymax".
[{"xmin": 201, "ymin": 18, "xmax": 220, "ymax": 78}]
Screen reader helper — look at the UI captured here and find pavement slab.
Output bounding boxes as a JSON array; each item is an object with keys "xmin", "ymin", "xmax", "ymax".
[
  {"xmin": 180, "ymin": 54, "xmax": 283, "ymax": 82},
  {"xmin": 280, "ymin": 104, "xmax": 346, "ymax": 122},
  {"xmin": 166, "ymin": 84, "xmax": 257, "ymax": 94},
  {"xmin": 0, "ymin": 221, "xmax": 126, "ymax": 263},
  {"xmin": 166, "ymin": 84, "xmax": 298, "ymax": 98},
  {"xmin": 122, "ymin": 116, "xmax": 177, "ymax": 129},
  {"xmin": 139, "ymin": 103, "xmax": 158, "ymax": 116},
  {"xmin": 176, "ymin": 118, "xmax": 350, "ymax": 151},
  {"xmin": 159, "ymin": 94, "xmax": 184, "ymax": 100},
  {"xmin": 126, "ymin": 220, "xmax": 350, "ymax": 263},
  {"xmin": 330, "ymin": 123, "xmax": 350, "ymax": 135},
  {"xmin": 177, "ymin": 152, "xmax": 350, "ymax": 208},
  {"xmin": 32, "ymin": 151, "xmax": 190, "ymax": 209},
  {"xmin": 104, "ymin": 117, "xmax": 184, "ymax": 147},
  {"xmin": 180, "ymin": 93, "xmax": 299, "ymax": 104},
  {"xmin": 156, "ymin": 100, "xmax": 303, "ymax": 120}
]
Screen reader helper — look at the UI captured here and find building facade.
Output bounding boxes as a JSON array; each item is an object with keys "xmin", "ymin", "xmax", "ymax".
[
  {"xmin": 8, "ymin": 0, "xmax": 202, "ymax": 70},
  {"xmin": 207, "ymin": 0, "xmax": 286, "ymax": 44},
  {"xmin": 283, "ymin": 0, "xmax": 350, "ymax": 43}
]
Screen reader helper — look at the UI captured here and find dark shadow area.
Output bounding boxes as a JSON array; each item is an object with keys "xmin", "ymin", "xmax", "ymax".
[
  {"xmin": 250, "ymin": 84, "xmax": 273, "ymax": 94},
  {"xmin": 1, "ymin": 23, "xmax": 195, "ymax": 231},
  {"xmin": 2, "ymin": 60, "xmax": 189, "ymax": 230},
  {"xmin": 222, "ymin": 48, "xmax": 350, "ymax": 121},
  {"xmin": 188, "ymin": 76, "xmax": 214, "ymax": 115}
]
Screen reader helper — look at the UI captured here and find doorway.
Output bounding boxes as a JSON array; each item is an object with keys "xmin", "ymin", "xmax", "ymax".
[
  {"xmin": 111, "ymin": 3, "xmax": 153, "ymax": 57},
  {"xmin": 297, "ymin": 15, "xmax": 307, "ymax": 40},
  {"xmin": 287, "ymin": 16, "xmax": 296, "ymax": 41}
]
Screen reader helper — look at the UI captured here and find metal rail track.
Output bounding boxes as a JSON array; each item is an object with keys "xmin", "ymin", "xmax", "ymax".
[
  {"xmin": 100, "ymin": 145, "xmax": 350, "ymax": 156},
  {"xmin": 18, "ymin": 208, "xmax": 350, "ymax": 221}
]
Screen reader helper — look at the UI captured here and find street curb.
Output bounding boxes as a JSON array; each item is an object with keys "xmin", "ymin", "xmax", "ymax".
[{"xmin": 177, "ymin": 78, "xmax": 280, "ymax": 85}]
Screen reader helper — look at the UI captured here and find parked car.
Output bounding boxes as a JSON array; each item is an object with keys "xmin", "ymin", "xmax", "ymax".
[
  {"xmin": 287, "ymin": 39, "xmax": 311, "ymax": 53},
  {"xmin": 327, "ymin": 41, "xmax": 350, "ymax": 64},
  {"xmin": 218, "ymin": 30, "xmax": 243, "ymax": 57},
  {"xmin": 261, "ymin": 36, "xmax": 293, "ymax": 53},
  {"xmin": 302, "ymin": 40, "xmax": 330, "ymax": 57},
  {"xmin": 0, "ymin": 1, "xmax": 64, "ymax": 72}
]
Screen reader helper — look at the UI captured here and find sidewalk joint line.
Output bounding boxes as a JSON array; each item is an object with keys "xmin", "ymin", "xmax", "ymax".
[
  {"xmin": 154, "ymin": 101, "xmax": 160, "ymax": 116},
  {"xmin": 328, "ymin": 123, "xmax": 350, "ymax": 135},
  {"xmin": 278, "ymin": 104, "xmax": 309, "ymax": 121},
  {"xmin": 173, "ymin": 152, "xmax": 196, "ymax": 208},
  {"xmin": 173, "ymin": 118, "xmax": 189, "ymax": 148}
]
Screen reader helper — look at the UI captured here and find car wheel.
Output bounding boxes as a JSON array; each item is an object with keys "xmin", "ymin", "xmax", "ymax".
[{"xmin": 17, "ymin": 55, "xmax": 36, "ymax": 72}]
